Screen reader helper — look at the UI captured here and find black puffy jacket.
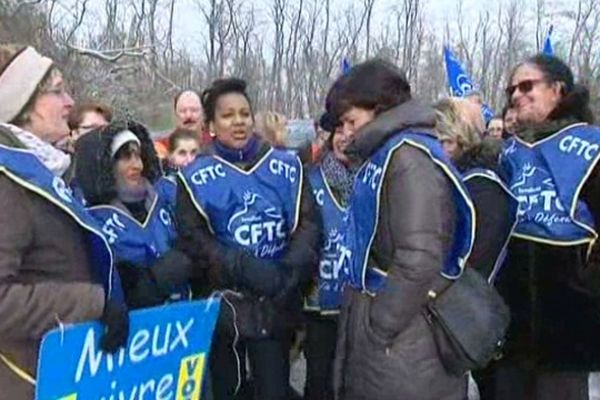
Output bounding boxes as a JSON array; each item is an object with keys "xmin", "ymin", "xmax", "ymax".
[{"xmin": 175, "ymin": 139, "xmax": 322, "ymax": 338}]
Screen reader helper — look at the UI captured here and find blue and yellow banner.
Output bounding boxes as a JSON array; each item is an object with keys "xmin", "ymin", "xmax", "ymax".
[{"xmin": 36, "ymin": 300, "xmax": 220, "ymax": 400}]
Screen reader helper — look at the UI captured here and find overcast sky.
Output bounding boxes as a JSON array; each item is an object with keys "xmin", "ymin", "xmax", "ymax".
[{"xmin": 60, "ymin": 0, "xmax": 575, "ymax": 57}]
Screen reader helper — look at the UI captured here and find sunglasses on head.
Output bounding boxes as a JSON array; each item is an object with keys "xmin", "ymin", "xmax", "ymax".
[{"xmin": 505, "ymin": 79, "xmax": 547, "ymax": 98}]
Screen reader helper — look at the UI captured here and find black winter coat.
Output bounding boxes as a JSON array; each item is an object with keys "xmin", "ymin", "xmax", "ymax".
[
  {"xmin": 455, "ymin": 139, "xmax": 515, "ymax": 280},
  {"xmin": 175, "ymin": 139, "xmax": 321, "ymax": 339},
  {"xmin": 496, "ymin": 119, "xmax": 600, "ymax": 371}
]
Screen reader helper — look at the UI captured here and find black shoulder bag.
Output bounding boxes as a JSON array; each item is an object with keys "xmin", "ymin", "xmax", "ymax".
[{"xmin": 423, "ymin": 267, "xmax": 510, "ymax": 376}]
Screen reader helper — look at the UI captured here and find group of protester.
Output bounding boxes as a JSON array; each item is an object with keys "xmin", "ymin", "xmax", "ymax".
[{"xmin": 0, "ymin": 42, "xmax": 599, "ymax": 400}]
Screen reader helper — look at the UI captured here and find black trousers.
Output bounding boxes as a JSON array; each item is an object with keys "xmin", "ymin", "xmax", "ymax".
[
  {"xmin": 477, "ymin": 364, "xmax": 589, "ymax": 400},
  {"xmin": 303, "ymin": 314, "xmax": 338, "ymax": 400},
  {"xmin": 210, "ymin": 331, "xmax": 292, "ymax": 400}
]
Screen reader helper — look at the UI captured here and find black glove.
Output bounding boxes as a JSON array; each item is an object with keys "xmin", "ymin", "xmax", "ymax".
[
  {"xmin": 126, "ymin": 269, "xmax": 168, "ymax": 309},
  {"xmin": 100, "ymin": 298, "xmax": 129, "ymax": 353},
  {"xmin": 223, "ymin": 250, "xmax": 286, "ymax": 296},
  {"xmin": 116, "ymin": 261, "xmax": 144, "ymax": 293},
  {"xmin": 150, "ymin": 249, "xmax": 193, "ymax": 295}
]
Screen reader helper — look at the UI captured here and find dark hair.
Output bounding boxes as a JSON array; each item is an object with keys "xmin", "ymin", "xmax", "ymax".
[
  {"xmin": 501, "ymin": 103, "xmax": 512, "ymax": 120},
  {"xmin": 509, "ymin": 54, "xmax": 594, "ymax": 124},
  {"xmin": 168, "ymin": 128, "xmax": 199, "ymax": 153},
  {"xmin": 326, "ymin": 59, "xmax": 411, "ymax": 120},
  {"xmin": 318, "ymin": 112, "xmax": 337, "ymax": 133},
  {"xmin": 68, "ymin": 101, "xmax": 113, "ymax": 130},
  {"xmin": 486, "ymin": 115, "xmax": 503, "ymax": 128},
  {"xmin": 173, "ymin": 89, "xmax": 201, "ymax": 110},
  {"xmin": 201, "ymin": 78, "xmax": 252, "ymax": 125}
]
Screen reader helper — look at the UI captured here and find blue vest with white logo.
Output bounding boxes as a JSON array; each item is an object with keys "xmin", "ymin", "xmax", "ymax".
[
  {"xmin": 155, "ymin": 175, "xmax": 177, "ymax": 209},
  {"xmin": 501, "ymin": 123, "xmax": 600, "ymax": 246},
  {"xmin": 463, "ymin": 167, "xmax": 519, "ymax": 283},
  {"xmin": 304, "ymin": 167, "xmax": 346, "ymax": 313},
  {"xmin": 88, "ymin": 191, "xmax": 190, "ymax": 301},
  {"xmin": 0, "ymin": 145, "xmax": 123, "ymax": 302},
  {"xmin": 340, "ymin": 131, "xmax": 475, "ymax": 294},
  {"xmin": 180, "ymin": 148, "xmax": 303, "ymax": 260}
]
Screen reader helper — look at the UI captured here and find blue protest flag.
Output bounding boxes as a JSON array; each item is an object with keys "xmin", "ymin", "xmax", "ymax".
[
  {"xmin": 543, "ymin": 25, "xmax": 554, "ymax": 55},
  {"xmin": 36, "ymin": 299, "xmax": 220, "ymax": 400},
  {"xmin": 341, "ymin": 58, "xmax": 352, "ymax": 75},
  {"xmin": 443, "ymin": 46, "xmax": 476, "ymax": 97},
  {"xmin": 444, "ymin": 46, "xmax": 495, "ymax": 124},
  {"xmin": 481, "ymin": 104, "xmax": 495, "ymax": 125}
]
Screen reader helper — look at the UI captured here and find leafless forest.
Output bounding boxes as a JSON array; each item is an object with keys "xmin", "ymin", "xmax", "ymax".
[{"xmin": 1, "ymin": 0, "xmax": 599, "ymax": 128}]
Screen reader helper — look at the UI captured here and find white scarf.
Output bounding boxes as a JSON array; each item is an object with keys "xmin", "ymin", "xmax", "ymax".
[{"xmin": 1, "ymin": 123, "xmax": 71, "ymax": 177}]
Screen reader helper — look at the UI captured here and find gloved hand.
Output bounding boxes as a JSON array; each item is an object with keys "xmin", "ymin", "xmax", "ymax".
[
  {"xmin": 100, "ymin": 298, "xmax": 129, "ymax": 353},
  {"xmin": 150, "ymin": 249, "xmax": 193, "ymax": 295},
  {"xmin": 222, "ymin": 250, "xmax": 286, "ymax": 296},
  {"xmin": 126, "ymin": 269, "xmax": 168, "ymax": 309}
]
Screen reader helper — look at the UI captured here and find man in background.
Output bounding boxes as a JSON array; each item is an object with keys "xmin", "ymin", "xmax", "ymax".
[{"xmin": 155, "ymin": 89, "xmax": 209, "ymax": 158}]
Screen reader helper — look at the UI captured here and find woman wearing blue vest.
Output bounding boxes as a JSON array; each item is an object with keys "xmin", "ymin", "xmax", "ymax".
[
  {"xmin": 0, "ymin": 44, "xmax": 128, "ymax": 399},
  {"xmin": 328, "ymin": 60, "xmax": 475, "ymax": 400},
  {"xmin": 434, "ymin": 97, "xmax": 518, "ymax": 399},
  {"xmin": 434, "ymin": 97, "xmax": 518, "ymax": 281},
  {"xmin": 303, "ymin": 113, "xmax": 356, "ymax": 400},
  {"xmin": 74, "ymin": 120, "xmax": 194, "ymax": 309},
  {"xmin": 495, "ymin": 55, "xmax": 600, "ymax": 400},
  {"xmin": 176, "ymin": 78, "xmax": 321, "ymax": 400}
]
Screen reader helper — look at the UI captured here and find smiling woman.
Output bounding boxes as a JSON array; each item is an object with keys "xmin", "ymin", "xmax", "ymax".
[
  {"xmin": 74, "ymin": 120, "xmax": 194, "ymax": 311},
  {"xmin": 0, "ymin": 44, "xmax": 129, "ymax": 399},
  {"xmin": 496, "ymin": 55, "xmax": 600, "ymax": 400}
]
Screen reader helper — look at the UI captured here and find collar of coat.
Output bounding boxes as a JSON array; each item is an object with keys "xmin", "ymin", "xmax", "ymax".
[{"xmin": 345, "ymin": 99, "xmax": 437, "ymax": 163}]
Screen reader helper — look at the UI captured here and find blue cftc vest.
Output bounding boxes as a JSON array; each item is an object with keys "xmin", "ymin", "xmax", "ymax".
[
  {"xmin": 155, "ymin": 175, "xmax": 177, "ymax": 210},
  {"xmin": 304, "ymin": 167, "xmax": 346, "ymax": 313},
  {"xmin": 0, "ymin": 145, "xmax": 123, "ymax": 302},
  {"xmin": 180, "ymin": 148, "xmax": 303, "ymax": 260},
  {"xmin": 501, "ymin": 123, "xmax": 600, "ymax": 246},
  {"xmin": 463, "ymin": 167, "xmax": 519, "ymax": 283},
  {"xmin": 88, "ymin": 191, "xmax": 190, "ymax": 301},
  {"xmin": 340, "ymin": 131, "xmax": 476, "ymax": 295}
]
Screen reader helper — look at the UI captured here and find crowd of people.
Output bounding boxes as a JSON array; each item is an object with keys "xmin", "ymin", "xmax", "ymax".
[{"xmin": 0, "ymin": 42, "xmax": 600, "ymax": 400}]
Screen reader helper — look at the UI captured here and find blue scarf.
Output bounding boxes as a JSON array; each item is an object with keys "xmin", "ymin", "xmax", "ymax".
[{"xmin": 213, "ymin": 135, "xmax": 260, "ymax": 164}]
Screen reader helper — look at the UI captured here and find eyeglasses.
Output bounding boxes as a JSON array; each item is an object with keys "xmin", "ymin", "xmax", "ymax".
[
  {"xmin": 41, "ymin": 84, "xmax": 71, "ymax": 99},
  {"xmin": 505, "ymin": 79, "xmax": 546, "ymax": 98}
]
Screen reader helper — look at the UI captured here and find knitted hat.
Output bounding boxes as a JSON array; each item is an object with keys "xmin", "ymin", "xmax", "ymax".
[{"xmin": 0, "ymin": 47, "xmax": 53, "ymax": 123}]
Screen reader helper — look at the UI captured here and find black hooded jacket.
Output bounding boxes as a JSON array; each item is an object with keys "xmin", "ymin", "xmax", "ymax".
[
  {"xmin": 74, "ymin": 121, "xmax": 194, "ymax": 309},
  {"xmin": 74, "ymin": 120, "xmax": 161, "ymax": 207}
]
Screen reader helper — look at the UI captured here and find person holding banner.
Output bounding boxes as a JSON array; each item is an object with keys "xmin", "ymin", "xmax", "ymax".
[
  {"xmin": 177, "ymin": 78, "xmax": 321, "ymax": 400},
  {"xmin": 0, "ymin": 44, "xmax": 128, "ymax": 399},
  {"xmin": 74, "ymin": 120, "xmax": 194, "ymax": 310},
  {"xmin": 328, "ymin": 59, "xmax": 475, "ymax": 400},
  {"xmin": 496, "ymin": 54, "xmax": 600, "ymax": 399},
  {"xmin": 303, "ymin": 112, "xmax": 355, "ymax": 400}
]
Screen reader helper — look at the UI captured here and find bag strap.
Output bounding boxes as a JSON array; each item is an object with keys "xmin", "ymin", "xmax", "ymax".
[{"xmin": 0, "ymin": 352, "xmax": 35, "ymax": 385}]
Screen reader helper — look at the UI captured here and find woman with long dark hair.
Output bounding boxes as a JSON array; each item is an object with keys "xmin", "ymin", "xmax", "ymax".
[{"xmin": 496, "ymin": 54, "xmax": 600, "ymax": 399}]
